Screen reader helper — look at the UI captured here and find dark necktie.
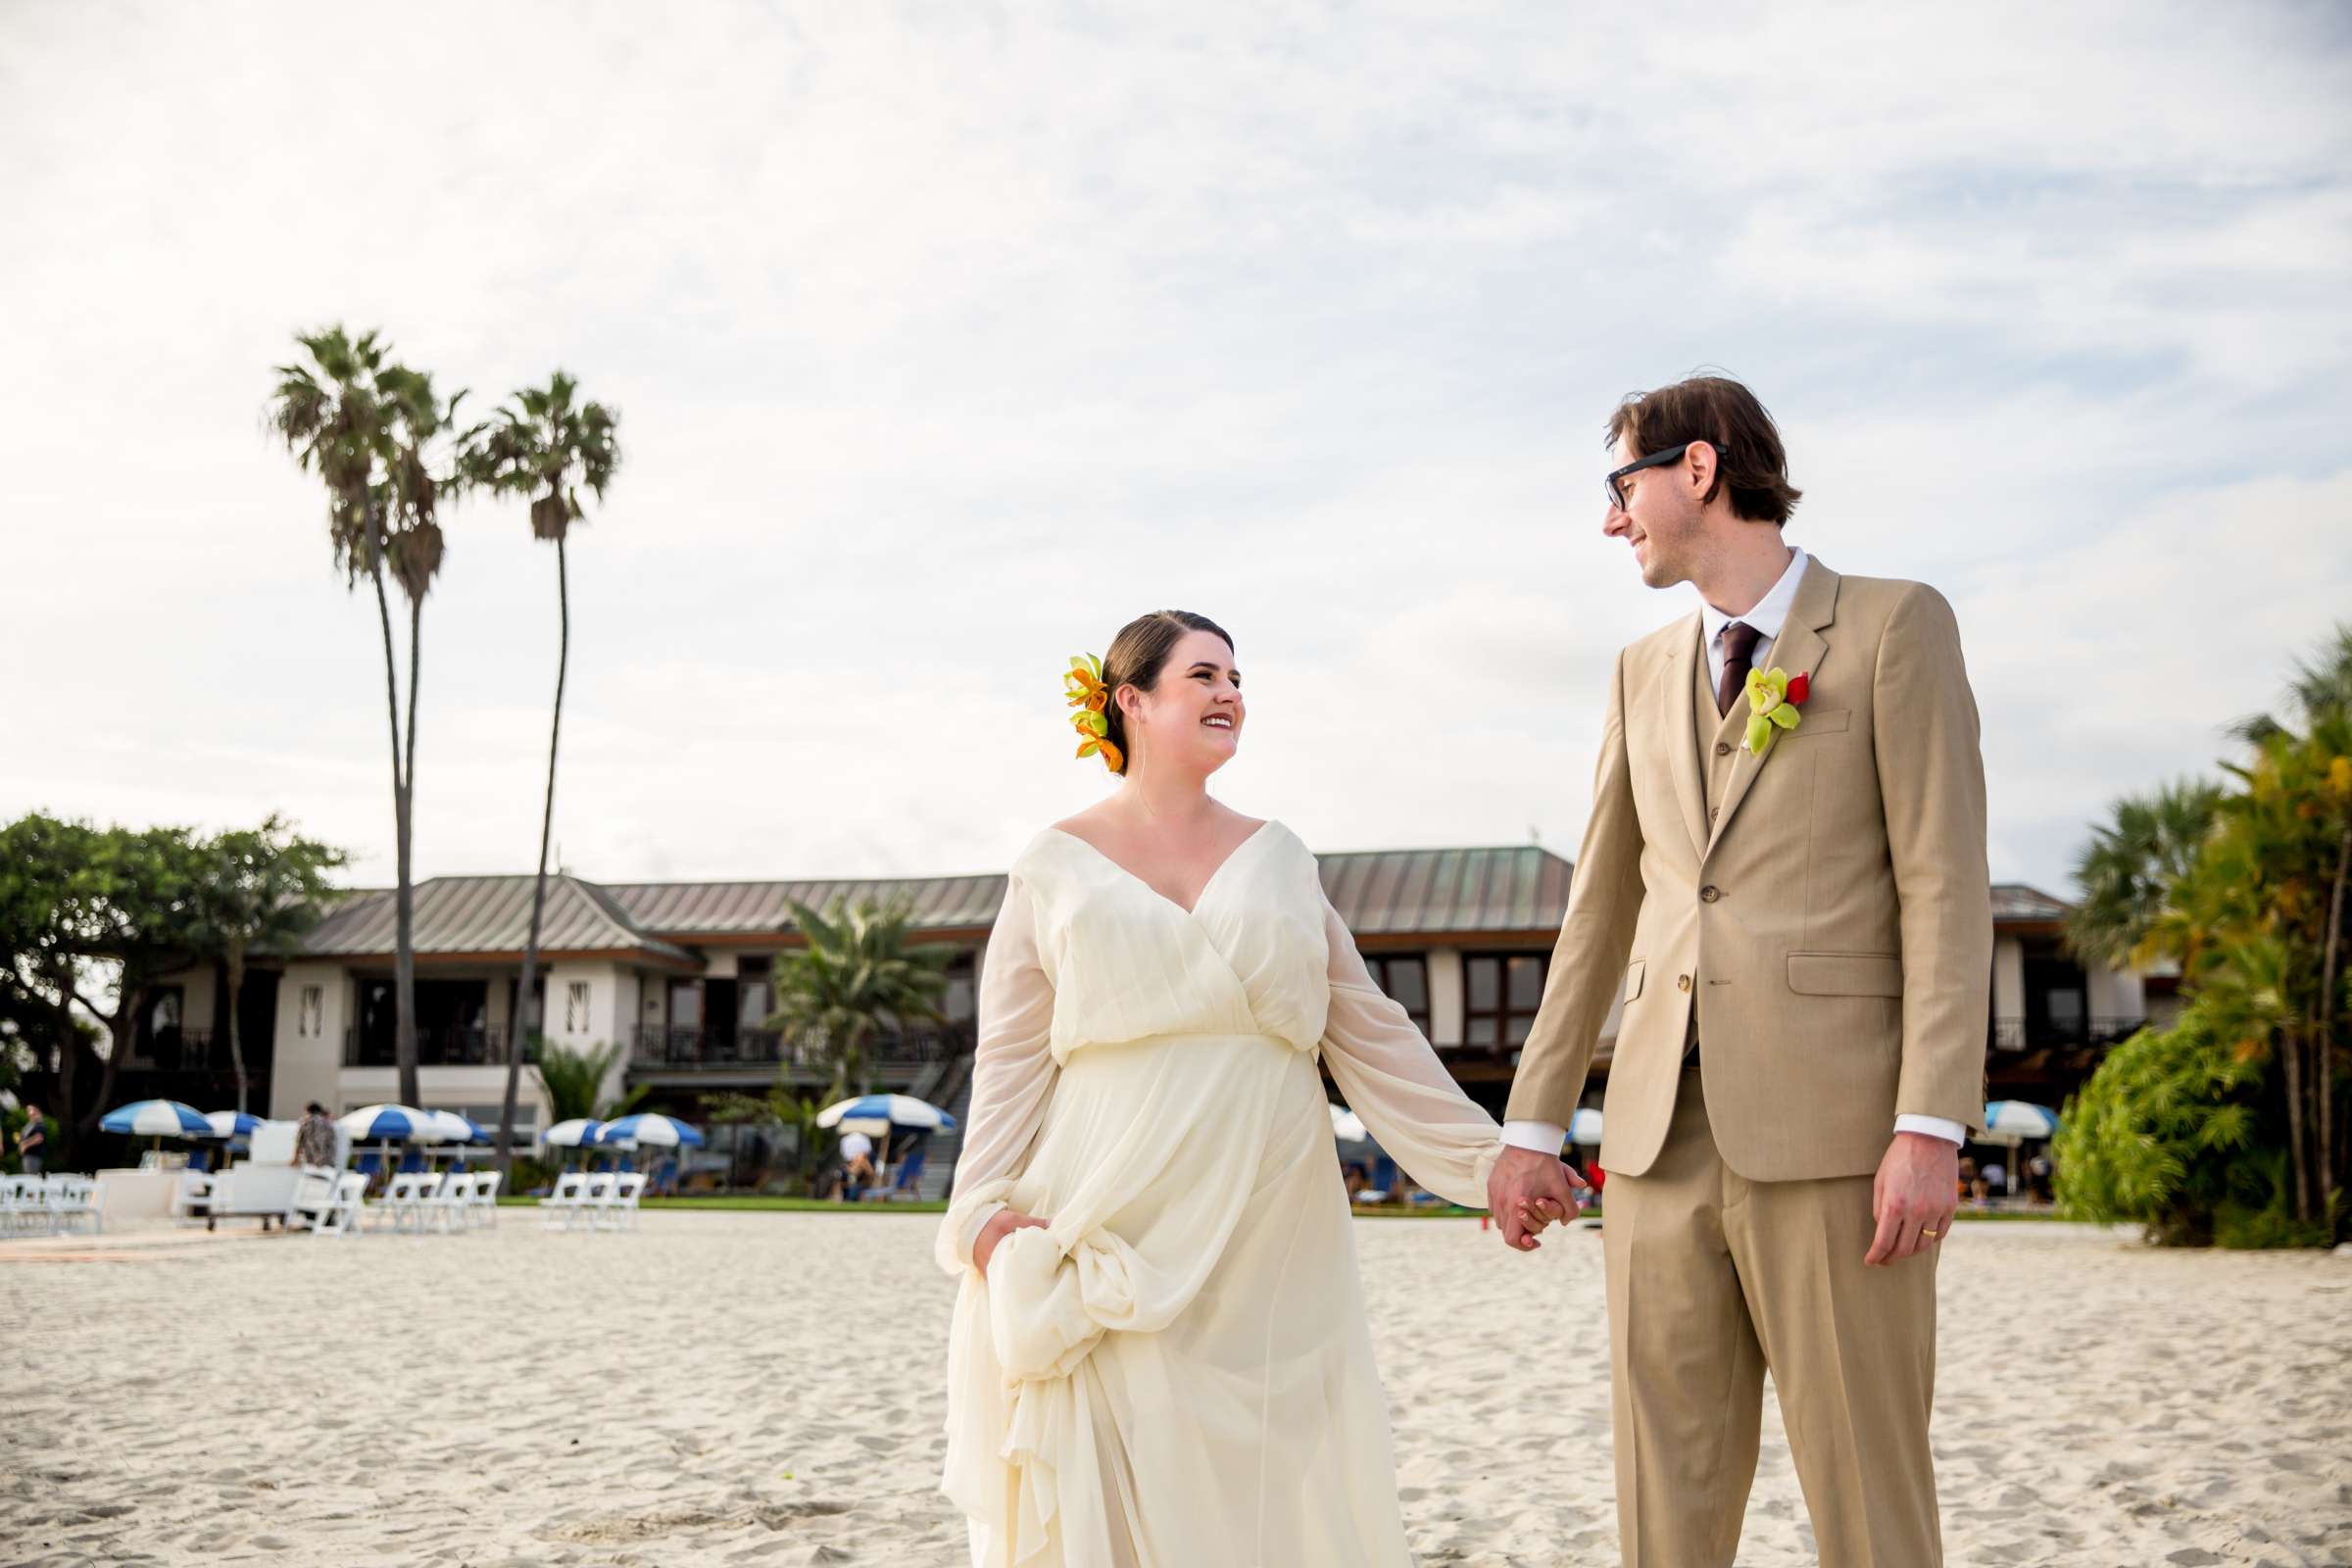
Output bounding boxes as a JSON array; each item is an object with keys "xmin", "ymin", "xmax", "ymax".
[{"xmin": 1717, "ymin": 620, "xmax": 1763, "ymax": 717}]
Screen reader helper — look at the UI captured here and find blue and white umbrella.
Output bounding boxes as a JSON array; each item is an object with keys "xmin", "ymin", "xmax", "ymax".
[
  {"xmin": 815, "ymin": 1094, "xmax": 956, "ymax": 1136},
  {"xmin": 337, "ymin": 1103, "xmax": 456, "ymax": 1143},
  {"xmin": 100, "ymin": 1099, "xmax": 212, "ymax": 1138},
  {"xmin": 203, "ymin": 1109, "xmax": 266, "ymax": 1139},
  {"xmin": 425, "ymin": 1109, "xmax": 490, "ymax": 1144},
  {"xmin": 1330, "ymin": 1104, "xmax": 1370, "ymax": 1144},
  {"xmin": 595, "ymin": 1112, "xmax": 705, "ymax": 1149},
  {"xmin": 1983, "ymin": 1101, "xmax": 2061, "ymax": 1143},
  {"xmin": 1569, "ymin": 1108, "xmax": 1605, "ymax": 1147},
  {"xmin": 540, "ymin": 1117, "xmax": 604, "ymax": 1150}
]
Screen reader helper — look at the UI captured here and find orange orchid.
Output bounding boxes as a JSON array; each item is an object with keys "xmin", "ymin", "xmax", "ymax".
[{"xmin": 1066, "ymin": 653, "xmax": 1123, "ymax": 772}]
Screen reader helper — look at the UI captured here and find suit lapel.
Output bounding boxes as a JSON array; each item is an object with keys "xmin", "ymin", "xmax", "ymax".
[
  {"xmin": 1660, "ymin": 613, "xmax": 1710, "ymax": 858},
  {"xmin": 1705, "ymin": 557, "xmax": 1840, "ymax": 858}
]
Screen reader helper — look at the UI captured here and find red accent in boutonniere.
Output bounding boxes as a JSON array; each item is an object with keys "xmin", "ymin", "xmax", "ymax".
[{"xmin": 1786, "ymin": 671, "xmax": 1810, "ymax": 706}]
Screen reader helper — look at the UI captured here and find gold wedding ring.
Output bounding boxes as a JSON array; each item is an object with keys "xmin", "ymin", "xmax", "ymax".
[{"xmin": 1921, "ymin": 1227, "xmax": 1941, "ymax": 1238}]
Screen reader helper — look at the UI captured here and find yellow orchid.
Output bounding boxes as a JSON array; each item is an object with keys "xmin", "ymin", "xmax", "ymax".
[
  {"xmin": 1065, "ymin": 653, "xmax": 1123, "ymax": 772},
  {"xmin": 1743, "ymin": 665, "xmax": 1810, "ymax": 759}
]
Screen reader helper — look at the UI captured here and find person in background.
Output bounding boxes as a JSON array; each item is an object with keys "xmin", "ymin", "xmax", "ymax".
[
  {"xmin": 295, "ymin": 1102, "xmax": 337, "ymax": 1169},
  {"xmin": 839, "ymin": 1130, "xmax": 876, "ymax": 1201},
  {"xmin": 16, "ymin": 1103, "xmax": 45, "ymax": 1175}
]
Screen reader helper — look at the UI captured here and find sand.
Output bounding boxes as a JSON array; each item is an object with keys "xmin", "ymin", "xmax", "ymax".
[{"xmin": 3, "ymin": 1209, "xmax": 2348, "ymax": 1567}]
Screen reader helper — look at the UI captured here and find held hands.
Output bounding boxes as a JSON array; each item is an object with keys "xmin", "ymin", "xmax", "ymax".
[
  {"xmin": 974, "ymin": 1206, "xmax": 1049, "ymax": 1277},
  {"xmin": 1867, "ymin": 1132, "xmax": 1958, "ymax": 1266},
  {"xmin": 1487, "ymin": 1146, "xmax": 1591, "ymax": 1251}
]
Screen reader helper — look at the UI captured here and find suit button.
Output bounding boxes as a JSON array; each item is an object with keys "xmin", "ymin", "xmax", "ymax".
[
  {"xmin": 1700, "ymin": 885, "xmax": 1722, "ymax": 903},
  {"xmin": 1714, "ymin": 741, "xmax": 1732, "ymax": 756},
  {"xmin": 1709, "ymin": 806, "xmax": 1721, "ymax": 821},
  {"xmin": 1676, "ymin": 973, "xmax": 1692, "ymax": 993}
]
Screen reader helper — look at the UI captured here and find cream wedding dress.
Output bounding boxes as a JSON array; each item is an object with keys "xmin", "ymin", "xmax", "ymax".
[{"xmin": 937, "ymin": 819, "xmax": 1506, "ymax": 1567}]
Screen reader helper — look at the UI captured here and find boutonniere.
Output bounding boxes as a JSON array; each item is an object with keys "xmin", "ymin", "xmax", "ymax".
[{"xmin": 1743, "ymin": 667, "xmax": 1810, "ymax": 759}]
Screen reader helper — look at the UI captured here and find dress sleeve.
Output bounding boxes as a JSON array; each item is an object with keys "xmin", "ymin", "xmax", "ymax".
[
  {"xmin": 1316, "ymin": 893, "xmax": 1506, "ymax": 1209},
  {"xmin": 935, "ymin": 872, "xmax": 1059, "ymax": 1274}
]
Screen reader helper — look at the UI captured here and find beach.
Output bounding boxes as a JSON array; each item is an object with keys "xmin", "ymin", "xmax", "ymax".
[{"xmin": 3, "ymin": 1211, "xmax": 2347, "ymax": 1567}]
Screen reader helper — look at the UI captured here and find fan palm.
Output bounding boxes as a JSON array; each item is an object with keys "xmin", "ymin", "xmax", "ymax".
[
  {"xmin": 767, "ymin": 898, "xmax": 952, "ymax": 1100},
  {"xmin": 2067, "ymin": 778, "xmax": 2223, "ymax": 969},
  {"xmin": 268, "ymin": 326, "xmax": 466, "ymax": 1106},
  {"xmin": 460, "ymin": 372, "xmax": 621, "ymax": 1171}
]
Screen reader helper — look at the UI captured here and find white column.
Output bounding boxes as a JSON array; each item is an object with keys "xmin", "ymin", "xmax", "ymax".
[{"xmin": 1427, "ymin": 950, "xmax": 1464, "ymax": 1047}]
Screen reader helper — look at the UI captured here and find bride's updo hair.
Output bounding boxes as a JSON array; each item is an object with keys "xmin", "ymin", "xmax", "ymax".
[{"xmin": 1100, "ymin": 611, "xmax": 1235, "ymax": 775}]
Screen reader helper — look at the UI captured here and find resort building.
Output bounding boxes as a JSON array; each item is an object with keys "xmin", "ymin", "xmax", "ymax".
[{"xmin": 99, "ymin": 848, "xmax": 2152, "ymax": 1184}]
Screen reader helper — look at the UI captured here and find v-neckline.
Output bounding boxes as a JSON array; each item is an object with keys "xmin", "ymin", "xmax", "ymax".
[{"xmin": 1049, "ymin": 819, "xmax": 1276, "ymax": 919}]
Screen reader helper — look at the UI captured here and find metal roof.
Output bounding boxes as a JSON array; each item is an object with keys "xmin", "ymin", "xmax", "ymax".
[
  {"xmin": 1991, "ymin": 883, "xmax": 2073, "ymax": 922},
  {"xmin": 1316, "ymin": 846, "xmax": 1574, "ymax": 935},
  {"xmin": 297, "ymin": 874, "xmax": 698, "ymax": 964},
  {"xmin": 604, "ymin": 875, "xmax": 1008, "ymax": 936}
]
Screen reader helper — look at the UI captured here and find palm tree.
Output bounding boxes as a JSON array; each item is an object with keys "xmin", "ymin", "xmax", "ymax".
[
  {"xmin": 460, "ymin": 372, "xmax": 621, "ymax": 1172},
  {"xmin": 767, "ymin": 898, "xmax": 952, "ymax": 1101},
  {"xmin": 183, "ymin": 817, "xmax": 345, "ymax": 1113},
  {"xmin": 532, "ymin": 1040, "xmax": 643, "ymax": 1124},
  {"xmin": 2230, "ymin": 620, "xmax": 2352, "ymax": 745},
  {"xmin": 269, "ymin": 327, "xmax": 466, "ymax": 1107},
  {"xmin": 2066, "ymin": 778, "xmax": 2223, "ymax": 969}
]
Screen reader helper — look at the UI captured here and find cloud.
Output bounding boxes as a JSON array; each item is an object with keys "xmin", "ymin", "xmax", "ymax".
[{"xmin": 1, "ymin": 0, "xmax": 2345, "ymax": 903}]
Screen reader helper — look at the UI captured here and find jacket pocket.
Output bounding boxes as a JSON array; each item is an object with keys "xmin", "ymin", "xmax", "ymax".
[
  {"xmin": 1782, "ymin": 707, "xmax": 1851, "ymax": 736},
  {"xmin": 1787, "ymin": 952, "xmax": 1902, "ymax": 996},
  {"xmin": 1623, "ymin": 959, "xmax": 1646, "ymax": 1003}
]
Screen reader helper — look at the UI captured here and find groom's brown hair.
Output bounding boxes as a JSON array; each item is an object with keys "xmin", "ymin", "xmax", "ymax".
[{"xmin": 1607, "ymin": 375, "xmax": 1803, "ymax": 525}]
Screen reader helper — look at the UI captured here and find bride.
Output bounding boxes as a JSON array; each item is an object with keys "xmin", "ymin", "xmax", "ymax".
[{"xmin": 937, "ymin": 609, "xmax": 1573, "ymax": 1566}]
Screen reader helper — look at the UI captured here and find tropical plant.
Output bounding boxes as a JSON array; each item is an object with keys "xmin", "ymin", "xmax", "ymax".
[
  {"xmin": 532, "ymin": 1040, "xmax": 648, "ymax": 1124},
  {"xmin": 268, "ymin": 326, "xmax": 467, "ymax": 1107},
  {"xmin": 2058, "ymin": 621, "xmax": 2352, "ymax": 1244},
  {"xmin": 181, "ymin": 816, "xmax": 346, "ymax": 1112},
  {"xmin": 708, "ymin": 1087, "xmax": 833, "ymax": 1194},
  {"xmin": 2065, "ymin": 779, "xmax": 2222, "ymax": 969},
  {"xmin": 459, "ymin": 371, "xmax": 621, "ymax": 1171},
  {"xmin": 766, "ymin": 897, "xmax": 952, "ymax": 1101}
]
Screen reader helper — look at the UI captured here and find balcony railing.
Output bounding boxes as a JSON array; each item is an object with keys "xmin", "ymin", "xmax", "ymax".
[
  {"xmin": 1990, "ymin": 1015, "xmax": 2146, "ymax": 1053},
  {"xmin": 342, "ymin": 1025, "xmax": 534, "ymax": 1068},
  {"xmin": 629, "ymin": 1021, "xmax": 973, "ymax": 1073}
]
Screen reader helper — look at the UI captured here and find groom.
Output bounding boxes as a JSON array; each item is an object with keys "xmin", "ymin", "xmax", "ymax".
[{"xmin": 1489, "ymin": 375, "xmax": 1989, "ymax": 1566}]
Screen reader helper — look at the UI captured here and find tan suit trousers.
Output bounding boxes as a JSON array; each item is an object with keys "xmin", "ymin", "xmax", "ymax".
[{"xmin": 1603, "ymin": 1062, "xmax": 1942, "ymax": 1567}]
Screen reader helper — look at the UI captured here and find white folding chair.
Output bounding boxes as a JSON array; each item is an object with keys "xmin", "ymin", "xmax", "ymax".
[
  {"xmin": 48, "ymin": 1176, "xmax": 100, "ymax": 1236},
  {"xmin": 465, "ymin": 1169, "xmax": 502, "ymax": 1228},
  {"xmin": 374, "ymin": 1170, "xmax": 435, "ymax": 1233},
  {"xmin": 538, "ymin": 1171, "xmax": 589, "ymax": 1229},
  {"xmin": 420, "ymin": 1172, "xmax": 474, "ymax": 1234},
  {"xmin": 595, "ymin": 1171, "xmax": 647, "ymax": 1232},
  {"xmin": 0, "ymin": 1175, "xmax": 35, "ymax": 1236},
  {"xmin": 576, "ymin": 1172, "xmax": 618, "ymax": 1232}
]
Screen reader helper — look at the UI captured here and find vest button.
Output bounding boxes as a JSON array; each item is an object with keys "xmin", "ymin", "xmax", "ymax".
[
  {"xmin": 1709, "ymin": 806, "xmax": 1721, "ymax": 820},
  {"xmin": 1700, "ymin": 885, "xmax": 1722, "ymax": 903},
  {"xmin": 1676, "ymin": 973, "xmax": 1693, "ymax": 992},
  {"xmin": 1714, "ymin": 741, "xmax": 1733, "ymax": 756}
]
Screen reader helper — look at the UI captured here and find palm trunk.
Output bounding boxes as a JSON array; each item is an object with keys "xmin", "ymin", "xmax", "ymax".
[
  {"xmin": 226, "ymin": 947, "xmax": 249, "ymax": 1115},
  {"xmin": 51, "ymin": 966, "xmax": 78, "ymax": 1168},
  {"xmin": 372, "ymin": 559, "xmax": 421, "ymax": 1108},
  {"xmin": 2320, "ymin": 825, "xmax": 2349, "ymax": 1216},
  {"xmin": 395, "ymin": 586, "xmax": 422, "ymax": 1109},
  {"xmin": 501, "ymin": 529, "xmax": 570, "ymax": 1172},
  {"xmin": 2282, "ymin": 1019, "xmax": 2310, "ymax": 1223}
]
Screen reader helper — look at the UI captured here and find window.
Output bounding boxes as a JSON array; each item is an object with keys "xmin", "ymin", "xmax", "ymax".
[
  {"xmin": 1362, "ymin": 955, "xmax": 1432, "ymax": 1036},
  {"xmin": 1464, "ymin": 953, "xmax": 1546, "ymax": 1049},
  {"xmin": 298, "ymin": 986, "xmax": 323, "ymax": 1039},
  {"xmin": 564, "ymin": 981, "xmax": 590, "ymax": 1036}
]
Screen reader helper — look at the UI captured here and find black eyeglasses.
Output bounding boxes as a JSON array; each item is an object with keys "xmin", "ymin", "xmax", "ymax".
[{"xmin": 1606, "ymin": 440, "xmax": 1716, "ymax": 512}]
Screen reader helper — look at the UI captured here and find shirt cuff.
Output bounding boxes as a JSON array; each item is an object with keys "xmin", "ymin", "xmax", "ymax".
[
  {"xmin": 1500, "ymin": 1119, "xmax": 1568, "ymax": 1155},
  {"xmin": 1894, "ymin": 1114, "xmax": 1966, "ymax": 1146}
]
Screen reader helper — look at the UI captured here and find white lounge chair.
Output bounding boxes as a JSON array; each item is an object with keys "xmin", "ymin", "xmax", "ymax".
[
  {"xmin": 465, "ymin": 1169, "xmax": 503, "ymax": 1228},
  {"xmin": 594, "ymin": 1171, "xmax": 647, "ymax": 1232},
  {"xmin": 292, "ymin": 1170, "xmax": 367, "ymax": 1237},
  {"xmin": 538, "ymin": 1171, "xmax": 590, "ymax": 1230},
  {"xmin": 171, "ymin": 1170, "xmax": 216, "ymax": 1226}
]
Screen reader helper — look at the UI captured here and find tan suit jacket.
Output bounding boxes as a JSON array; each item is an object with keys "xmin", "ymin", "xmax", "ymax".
[{"xmin": 1507, "ymin": 557, "xmax": 1991, "ymax": 1181}]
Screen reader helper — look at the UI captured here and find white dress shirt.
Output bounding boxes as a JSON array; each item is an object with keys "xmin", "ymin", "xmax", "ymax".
[{"xmin": 1501, "ymin": 545, "xmax": 1965, "ymax": 1159}]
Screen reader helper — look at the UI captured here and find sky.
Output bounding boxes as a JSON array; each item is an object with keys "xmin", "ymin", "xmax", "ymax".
[{"xmin": 3, "ymin": 1, "xmax": 2348, "ymax": 899}]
